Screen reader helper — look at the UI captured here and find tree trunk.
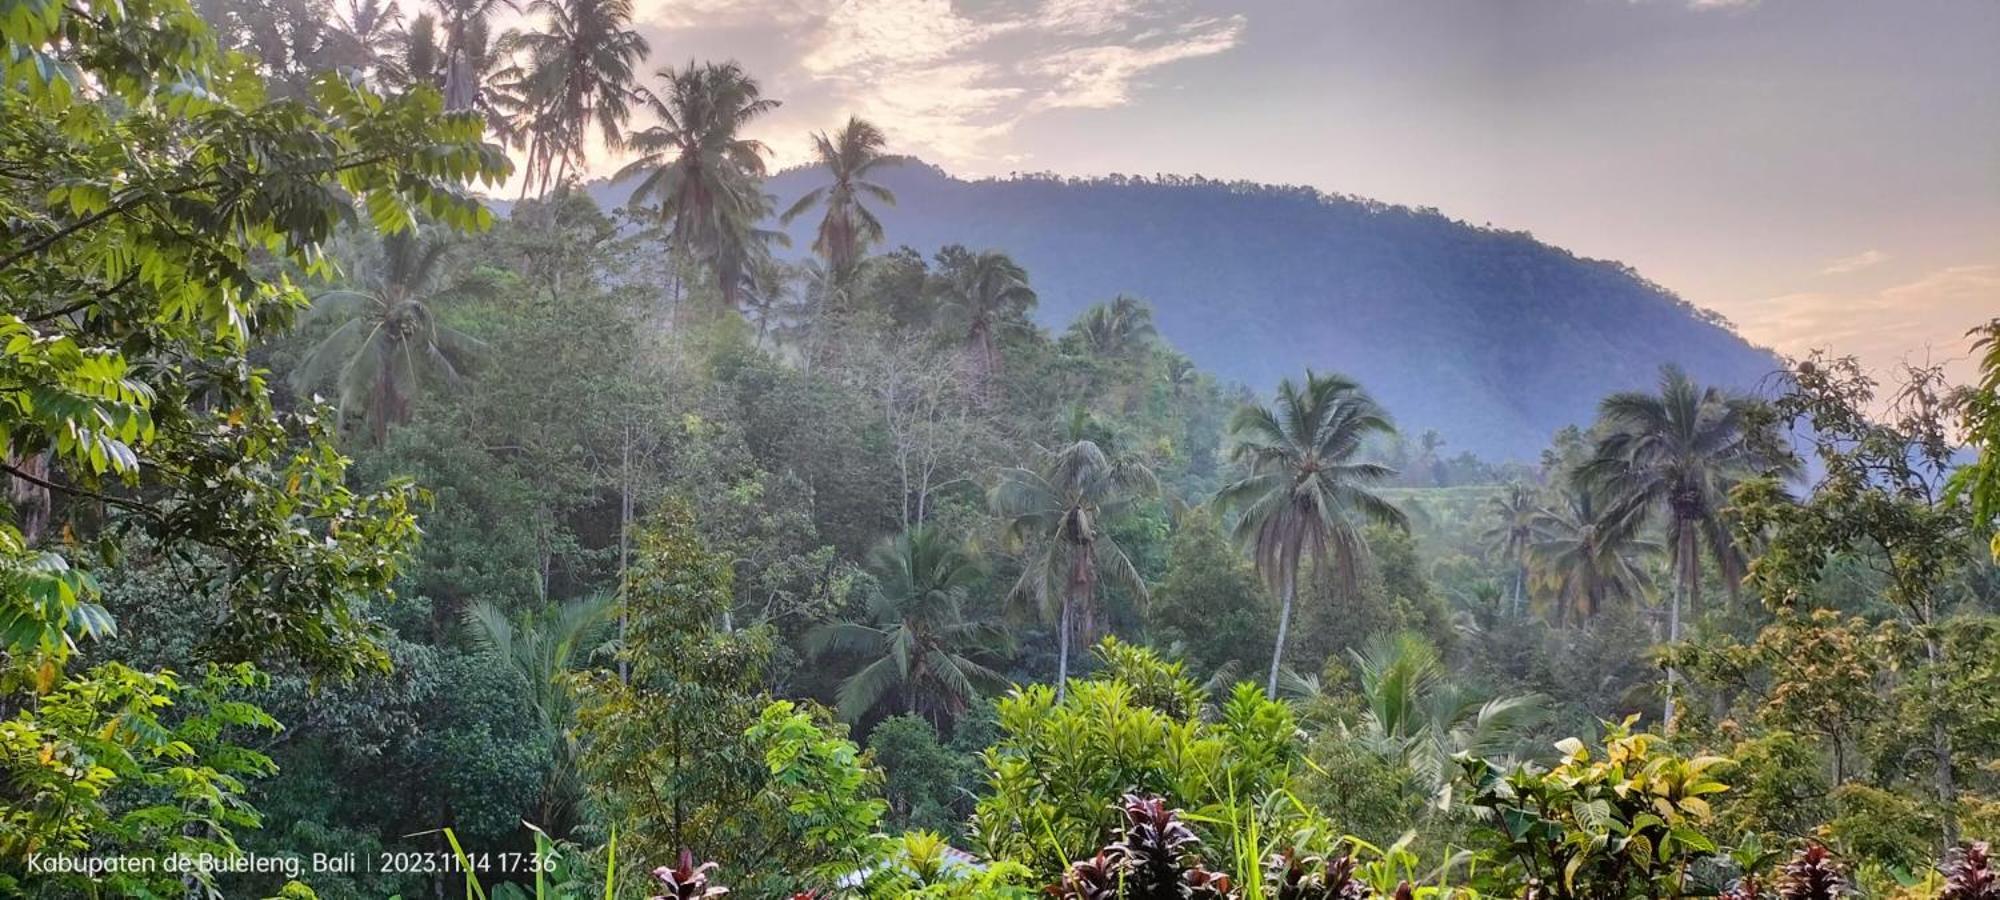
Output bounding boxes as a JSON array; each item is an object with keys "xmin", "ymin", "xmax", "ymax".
[
  {"xmin": 1512, "ymin": 562, "xmax": 1526, "ymax": 619},
  {"xmin": 618, "ymin": 425, "xmax": 633, "ymax": 685},
  {"xmin": 1664, "ymin": 525, "xmax": 1694, "ymax": 732},
  {"xmin": 6, "ymin": 451, "xmax": 50, "ymax": 546},
  {"xmin": 1924, "ymin": 629, "xmax": 1959, "ymax": 842},
  {"xmin": 1266, "ymin": 570, "xmax": 1296, "ymax": 699},
  {"xmin": 1056, "ymin": 592, "xmax": 1073, "ymax": 702}
]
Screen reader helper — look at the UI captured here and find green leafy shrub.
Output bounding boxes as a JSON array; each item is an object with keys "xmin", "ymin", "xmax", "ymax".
[
  {"xmin": 970, "ymin": 639, "xmax": 1302, "ymax": 878},
  {"xmin": 1458, "ymin": 717, "xmax": 1731, "ymax": 900}
]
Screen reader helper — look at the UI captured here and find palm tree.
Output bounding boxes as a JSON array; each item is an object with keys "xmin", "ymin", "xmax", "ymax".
[
  {"xmin": 465, "ymin": 594, "xmax": 612, "ymax": 837},
  {"xmin": 619, "ymin": 60, "xmax": 779, "ymax": 308},
  {"xmin": 1067, "ymin": 295, "xmax": 1158, "ymax": 360},
  {"xmin": 780, "ymin": 116, "xmax": 898, "ymax": 274},
  {"xmin": 1344, "ymin": 631, "xmax": 1545, "ymax": 803},
  {"xmin": 1214, "ymin": 371, "xmax": 1407, "ymax": 698},
  {"xmin": 806, "ymin": 527, "xmax": 1012, "ymax": 724},
  {"xmin": 330, "ymin": 0, "xmax": 403, "ymax": 77},
  {"xmin": 1479, "ymin": 483, "xmax": 1538, "ymax": 618},
  {"xmin": 291, "ymin": 230, "xmax": 483, "ymax": 443},
  {"xmin": 505, "ymin": 0, "xmax": 648, "ymax": 196},
  {"xmin": 939, "ymin": 249, "xmax": 1036, "ymax": 401},
  {"xmin": 992, "ymin": 418, "xmax": 1157, "ymax": 699},
  {"xmin": 710, "ymin": 186, "xmax": 789, "ymax": 311},
  {"xmin": 1527, "ymin": 488, "xmax": 1657, "ymax": 626},
  {"xmin": 384, "ymin": 10, "xmax": 446, "ymax": 89},
  {"xmin": 434, "ymin": 0, "xmax": 516, "ymax": 112},
  {"xmin": 1579, "ymin": 365, "xmax": 1797, "ymax": 726},
  {"xmin": 387, "ymin": 10, "xmax": 518, "ymax": 138}
]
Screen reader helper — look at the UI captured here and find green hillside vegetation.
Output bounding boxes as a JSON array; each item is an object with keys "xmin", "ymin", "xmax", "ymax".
[{"xmin": 3, "ymin": 0, "xmax": 1999, "ymax": 898}]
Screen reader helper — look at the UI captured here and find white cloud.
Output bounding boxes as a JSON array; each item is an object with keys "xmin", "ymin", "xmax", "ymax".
[
  {"xmin": 1820, "ymin": 248, "xmax": 1889, "ymax": 275},
  {"xmin": 638, "ymin": 0, "xmax": 830, "ymax": 30},
  {"xmin": 781, "ymin": 0, "xmax": 1245, "ymax": 165},
  {"xmin": 1735, "ymin": 263, "xmax": 2000, "ymax": 383},
  {"xmin": 1029, "ymin": 17, "xmax": 1245, "ymax": 111}
]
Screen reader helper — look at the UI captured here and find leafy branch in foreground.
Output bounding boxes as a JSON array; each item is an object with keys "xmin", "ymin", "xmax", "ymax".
[{"xmin": 2, "ymin": 0, "xmax": 506, "ymax": 887}]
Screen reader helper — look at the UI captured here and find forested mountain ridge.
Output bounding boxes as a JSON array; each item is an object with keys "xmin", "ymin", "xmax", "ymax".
[{"xmin": 556, "ymin": 159, "xmax": 1783, "ymax": 459}]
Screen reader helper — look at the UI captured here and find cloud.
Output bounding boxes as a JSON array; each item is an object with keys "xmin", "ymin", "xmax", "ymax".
[
  {"xmin": 658, "ymin": 0, "xmax": 1247, "ymax": 167},
  {"xmin": 1028, "ymin": 17, "xmax": 1245, "ymax": 111},
  {"xmin": 1735, "ymin": 263, "xmax": 2000, "ymax": 382},
  {"xmin": 1820, "ymin": 249, "xmax": 1889, "ymax": 276}
]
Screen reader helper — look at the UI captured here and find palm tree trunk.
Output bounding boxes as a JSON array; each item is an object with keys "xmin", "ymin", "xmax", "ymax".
[
  {"xmin": 1664, "ymin": 526, "xmax": 1694, "ymax": 732},
  {"xmin": 1056, "ymin": 592, "xmax": 1073, "ymax": 702},
  {"xmin": 1265, "ymin": 569, "xmax": 1296, "ymax": 699},
  {"xmin": 1512, "ymin": 562, "xmax": 1526, "ymax": 619}
]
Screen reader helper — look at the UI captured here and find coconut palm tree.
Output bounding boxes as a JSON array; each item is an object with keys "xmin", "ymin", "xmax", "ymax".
[
  {"xmin": 1067, "ymin": 295, "xmax": 1158, "ymax": 360},
  {"xmin": 434, "ymin": 0, "xmax": 516, "ymax": 112},
  {"xmin": 938, "ymin": 249, "xmax": 1036, "ymax": 401},
  {"xmin": 619, "ymin": 60, "xmax": 779, "ymax": 308},
  {"xmin": 1479, "ymin": 482, "xmax": 1539, "ymax": 618},
  {"xmin": 780, "ymin": 116, "xmax": 898, "ymax": 274},
  {"xmin": 385, "ymin": 9, "xmax": 518, "ymax": 138},
  {"xmin": 384, "ymin": 10, "xmax": 446, "ymax": 89},
  {"xmin": 1214, "ymin": 371, "xmax": 1407, "ymax": 698},
  {"xmin": 330, "ymin": 0, "xmax": 403, "ymax": 77},
  {"xmin": 992, "ymin": 417, "xmax": 1157, "ymax": 699},
  {"xmin": 806, "ymin": 527, "xmax": 1013, "ymax": 725},
  {"xmin": 465, "ymin": 594, "xmax": 612, "ymax": 837},
  {"xmin": 710, "ymin": 186, "xmax": 789, "ymax": 311},
  {"xmin": 291, "ymin": 230, "xmax": 483, "ymax": 443},
  {"xmin": 1578, "ymin": 365, "xmax": 1797, "ymax": 725},
  {"xmin": 505, "ymin": 0, "xmax": 648, "ymax": 196},
  {"xmin": 1528, "ymin": 487, "xmax": 1657, "ymax": 626},
  {"xmin": 1344, "ymin": 631, "xmax": 1545, "ymax": 803}
]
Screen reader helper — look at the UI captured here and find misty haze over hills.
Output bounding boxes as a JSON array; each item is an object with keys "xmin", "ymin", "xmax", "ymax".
[{"xmin": 558, "ymin": 160, "xmax": 1785, "ymax": 461}]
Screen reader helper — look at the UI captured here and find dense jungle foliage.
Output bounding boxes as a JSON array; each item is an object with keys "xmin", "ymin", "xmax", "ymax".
[{"xmin": 2, "ymin": 0, "xmax": 1998, "ymax": 897}]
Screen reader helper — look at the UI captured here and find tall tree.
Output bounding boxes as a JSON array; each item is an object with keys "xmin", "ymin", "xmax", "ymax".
[
  {"xmin": 1480, "ymin": 482, "xmax": 1538, "ymax": 618},
  {"xmin": 1067, "ymin": 295, "xmax": 1158, "ymax": 360},
  {"xmin": 806, "ymin": 527, "xmax": 1012, "ymax": 725},
  {"xmin": 291, "ymin": 230, "xmax": 484, "ymax": 443},
  {"xmin": 1, "ymin": 0, "xmax": 504, "ymax": 870},
  {"xmin": 435, "ymin": 0, "xmax": 515, "ymax": 111},
  {"xmin": 619, "ymin": 60, "xmax": 779, "ymax": 308},
  {"xmin": 1580, "ymin": 365, "xmax": 1796, "ymax": 727},
  {"xmin": 1954, "ymin": 318, "xmax": 2000, "ymax": 561},
  {"xmin": 781, "ymin": 116, "xmax": 898, "ymax": 275},
  {"xmin": 1527, "ymin": 487, "xmax": 1657, "ymax": 626},
  {"xmin": 939, "ymin": 249, "xmax": 1036, "ymax": 401},
  {"xmin": 464, "ymin": 594, "xmax": 612, "ymax": 836},
  {"xmin": 504, "ymin": 0, "xmax": 647, "ymax": 196},
  {"xmin": 1215, "ymin": 371, "xmax": 1407, "ymax": 698},
  {"xmin": 1738, "ymin": 353, "xmax": 1982, "ymax": 841},
  {"xmin": 992, "ymin": 420, "xmax": 1157, "ymax": 698},
  {"xmin": 331, "ymin": 0, "xmax": 404, "ymax": 77}
]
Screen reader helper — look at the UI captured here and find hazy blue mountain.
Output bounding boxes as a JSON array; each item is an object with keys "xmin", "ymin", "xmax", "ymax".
[{"xmin": 565, "ymin": 160, "xmax": 1783, "ymax": 460}]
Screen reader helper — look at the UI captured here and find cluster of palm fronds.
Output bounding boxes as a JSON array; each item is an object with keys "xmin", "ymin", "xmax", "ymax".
[
  {"xmin": 1477, "ymin": 366, "xmax": 1798, "ymax": 633},
  {"xmin": 296, "ymin": 0, "xmax": 910, "ymax": 435}
]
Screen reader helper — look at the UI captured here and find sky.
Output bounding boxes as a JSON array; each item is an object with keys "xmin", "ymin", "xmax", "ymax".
[{"xmin": 566, "ymin": 0, "xmax": 2000, "ymax": 382}]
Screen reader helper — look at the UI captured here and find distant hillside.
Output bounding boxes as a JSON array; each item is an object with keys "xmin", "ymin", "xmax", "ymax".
[{"xmin": 563, "ymin": 161, "xmax": 1783, "ymax": 460}]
